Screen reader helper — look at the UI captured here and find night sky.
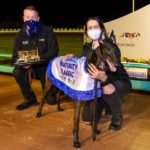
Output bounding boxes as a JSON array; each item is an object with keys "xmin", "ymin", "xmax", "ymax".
[{"xmin": 0, "ymin": 0, "xmax": 149, "ymax": 28}]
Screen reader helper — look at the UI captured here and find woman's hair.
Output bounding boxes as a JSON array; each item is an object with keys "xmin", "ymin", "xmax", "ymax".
[
  {"xmin": 85, "ymin": 16, "xmax": 105, "ymax": 32},
  {"xmin": 85, "ymin": 17, "xmax": 117, "ymax": 70},
  {"xmin": 84, "ymin": 16, "xmax": 108, "ymax": 41}
]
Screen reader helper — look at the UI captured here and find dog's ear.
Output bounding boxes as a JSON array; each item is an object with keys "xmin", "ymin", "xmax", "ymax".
[
  {"xmin": 109, "ymin": 30, "xmax": 116, "ymax": 44},
  {"xmin": 102, "ymin": 40, "xmax": 118, "ymax": 67}
]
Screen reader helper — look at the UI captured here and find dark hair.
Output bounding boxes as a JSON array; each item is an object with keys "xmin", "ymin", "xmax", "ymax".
[
  {"xmin": 85, "ymin": 16, "xmax": 105, "ymax": 32},
  {"xmin": 24, "ymin": 5, "xmax": 39, "ymax": 14},
  {"xmin": 85, "ymin": 16, "xmax": 117, "ymax": 70},
  {"xmin": 84, "ymin": 16, "xmax": 108, "ymax": 41}
]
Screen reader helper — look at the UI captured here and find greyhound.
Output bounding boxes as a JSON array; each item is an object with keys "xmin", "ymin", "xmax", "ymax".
[
  {"xmin": 36, "ymin": 31, "xmax": 117, "ymax": 148},
  {"xmin": 36, "ymin": 61, "xmax": 101, "ymax": 148}
]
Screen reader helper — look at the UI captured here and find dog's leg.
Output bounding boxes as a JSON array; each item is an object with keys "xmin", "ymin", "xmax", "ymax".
[
  {"xmin": 92, "ymin": 80, "xmax": 101, "ymax": 141},
  {"xmin": 36, "ymin": 97, "xmax": 45, "ymax": 118},
  {"xmin": 73, "ymin": 100, "xmax": 81, "ymax": 148},
  {"xmin": 92, "ymin": 98, "xmax": 101, "ymax": 141},
  {"xmin": 36, "ymin": 87, "xmax": 47, "ymax": 118},
  {"xmin": 36, "ymin": 71, "xmax": 52, "ymax": 118},
  {"xmin": 56, "ymin": 90, "xmax": 63, "ymax": 112}
]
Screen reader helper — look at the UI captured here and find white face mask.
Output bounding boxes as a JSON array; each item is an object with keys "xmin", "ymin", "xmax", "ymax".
[{"xmin": 87, "ymin": 29, "xmax": 102, "ymax": 40}]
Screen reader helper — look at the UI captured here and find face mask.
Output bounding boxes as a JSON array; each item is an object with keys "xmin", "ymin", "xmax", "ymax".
[
  {"xmin": 87, "ymin": 29, "xmax": 101, "ymax": 40},
  {"xmin": 25, "ymin": 20, "xmax": 39, "ymax": 37}
]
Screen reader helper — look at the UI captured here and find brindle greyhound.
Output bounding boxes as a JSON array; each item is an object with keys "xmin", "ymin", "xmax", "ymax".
[
  {"xmin": 36, "ymin": 68, "xmax": 101, "ymax": 148},
  {"xmin": 36, "ymin": 31, "xmax": 117, "ymax": 148}
]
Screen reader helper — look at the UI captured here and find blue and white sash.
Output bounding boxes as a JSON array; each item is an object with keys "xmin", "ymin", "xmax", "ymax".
[{"xmin": 47, "ymin": 56, "xmax": 101, "ymax": 101}]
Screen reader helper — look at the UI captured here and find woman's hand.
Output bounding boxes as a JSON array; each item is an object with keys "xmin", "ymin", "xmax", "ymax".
[
  {"xmin": 88, "ymin": 63, "xmax": 116, "ymax": 94},
  {"xmin": 87, "ymin": 63, "xmax": 107, "ymax": 81},
  {"xmin": 62, "ymin": 53, "xmax": 74, "ymax": 61},
  {"xmin": 92, "ymin": 40, "xmax": 99, "ymax": 49}
]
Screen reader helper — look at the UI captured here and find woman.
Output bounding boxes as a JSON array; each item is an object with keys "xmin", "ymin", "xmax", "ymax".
[{"xmin": 64, "ymin": 16, "xmax": 132, "ymax": 130}]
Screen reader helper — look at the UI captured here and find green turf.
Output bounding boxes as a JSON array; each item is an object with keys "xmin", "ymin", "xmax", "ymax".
[
  {"xmin": 56, "ymin": 33, "xmax": 83, "ymax": 56},
  {"xmin": 0, "ymin": 33, "xmax": 83, "ymax": 56},
  {"xmin": 0, "ymin": 34, "xmax": 16, "ymax": 54}
]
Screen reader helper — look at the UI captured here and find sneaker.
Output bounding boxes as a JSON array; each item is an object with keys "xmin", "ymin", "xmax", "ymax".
[{"xmin": 16, "ymin": 100, "xmax": 38, "ymax": 111}]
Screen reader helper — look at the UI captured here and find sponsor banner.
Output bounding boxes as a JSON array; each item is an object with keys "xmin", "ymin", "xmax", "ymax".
[
  {"xmin": 125, "ymin": 67, "xmax": 148, "ymax": 80},
  {"xmin": 105, "ymin": 4, "xmax": 150, "ymax": 61}
]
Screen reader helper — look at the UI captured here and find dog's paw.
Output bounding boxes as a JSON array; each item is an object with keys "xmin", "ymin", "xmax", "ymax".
[
  {"xmin": 73, "ymin": 141, "xmax": 81, "ymax": 148},
  {"xmin": 36, "ymin": 112, "xmax": 42, "ymax": 118}
]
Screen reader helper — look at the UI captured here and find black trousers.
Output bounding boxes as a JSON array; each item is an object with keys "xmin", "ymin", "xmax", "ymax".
[
  {"xmin": 82, "ymin": 79, "xmax": 132, "ymax": 122},
  {"xmin": 13, "ymin": 65, "xmax": 47, "ymax": 102}
]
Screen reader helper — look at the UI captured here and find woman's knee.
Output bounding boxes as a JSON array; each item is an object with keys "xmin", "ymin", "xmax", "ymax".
[
  {"xmin": 112, "ymin": 80, "xmax": 131, "ymax": 97},
  {"xmin": 102, "ymin": 83, "xmax": 116, "ymax": 95}
]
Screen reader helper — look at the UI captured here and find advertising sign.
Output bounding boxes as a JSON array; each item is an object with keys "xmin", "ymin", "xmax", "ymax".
[{"xmin": 105, "ymin": 4, "xmax": 150, "ymax": 64}]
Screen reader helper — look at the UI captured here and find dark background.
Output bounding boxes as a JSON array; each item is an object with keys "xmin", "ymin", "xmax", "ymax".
[{"xmin": 0, "ymin": 0, "xmax": 149, "ymax": 28}]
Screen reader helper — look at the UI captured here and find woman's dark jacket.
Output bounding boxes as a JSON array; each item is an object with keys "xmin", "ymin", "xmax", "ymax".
[{"xmin": 82, "ymin": 42, "xmax": 131, "ymax": 85}]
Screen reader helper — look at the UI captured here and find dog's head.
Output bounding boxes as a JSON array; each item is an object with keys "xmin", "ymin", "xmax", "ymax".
[{"xmin": 86, "ymin": 40, "xmax": 117, "ymax": 71}]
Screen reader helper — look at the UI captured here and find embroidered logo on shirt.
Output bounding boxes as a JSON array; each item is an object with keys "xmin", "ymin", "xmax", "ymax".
[
  {"xmin": 22, "ymin": 41, "xmax": 29, "ymax": 44},
  {"xmin": 39, "ymin": 38, "xmax": 45, "ymax": 42}
]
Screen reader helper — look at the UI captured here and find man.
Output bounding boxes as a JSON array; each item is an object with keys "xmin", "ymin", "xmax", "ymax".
[{"xmin": 13, "ymin": 5, "xmax": 59, "ymax": 110}]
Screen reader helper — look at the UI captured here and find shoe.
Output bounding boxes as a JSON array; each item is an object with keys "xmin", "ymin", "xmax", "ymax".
[
  {"xmin": 82, "ymin": 121, "xmax": 91, "ymax": 125},
  {"xmin": 109, "ymin": 116, "xmax": 123, "ymax": 130},
  {"xmin": 16, "ymin": 100, "xmax": 38, "ymax": 111}
]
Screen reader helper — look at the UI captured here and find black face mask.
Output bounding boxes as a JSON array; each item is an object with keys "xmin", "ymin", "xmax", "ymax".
[{"xmin": 25, "ymin": 20, "xmax": 39, "ymax": 37}]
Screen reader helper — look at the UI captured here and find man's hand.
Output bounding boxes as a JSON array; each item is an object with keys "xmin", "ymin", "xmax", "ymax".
[
  {"xmin": 23, "ymin": 65, "xmax": 31, "ymax": 69},
  {"xmin": 62, "ymin": 54, "xmax": 74, "ymax": 61}
]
